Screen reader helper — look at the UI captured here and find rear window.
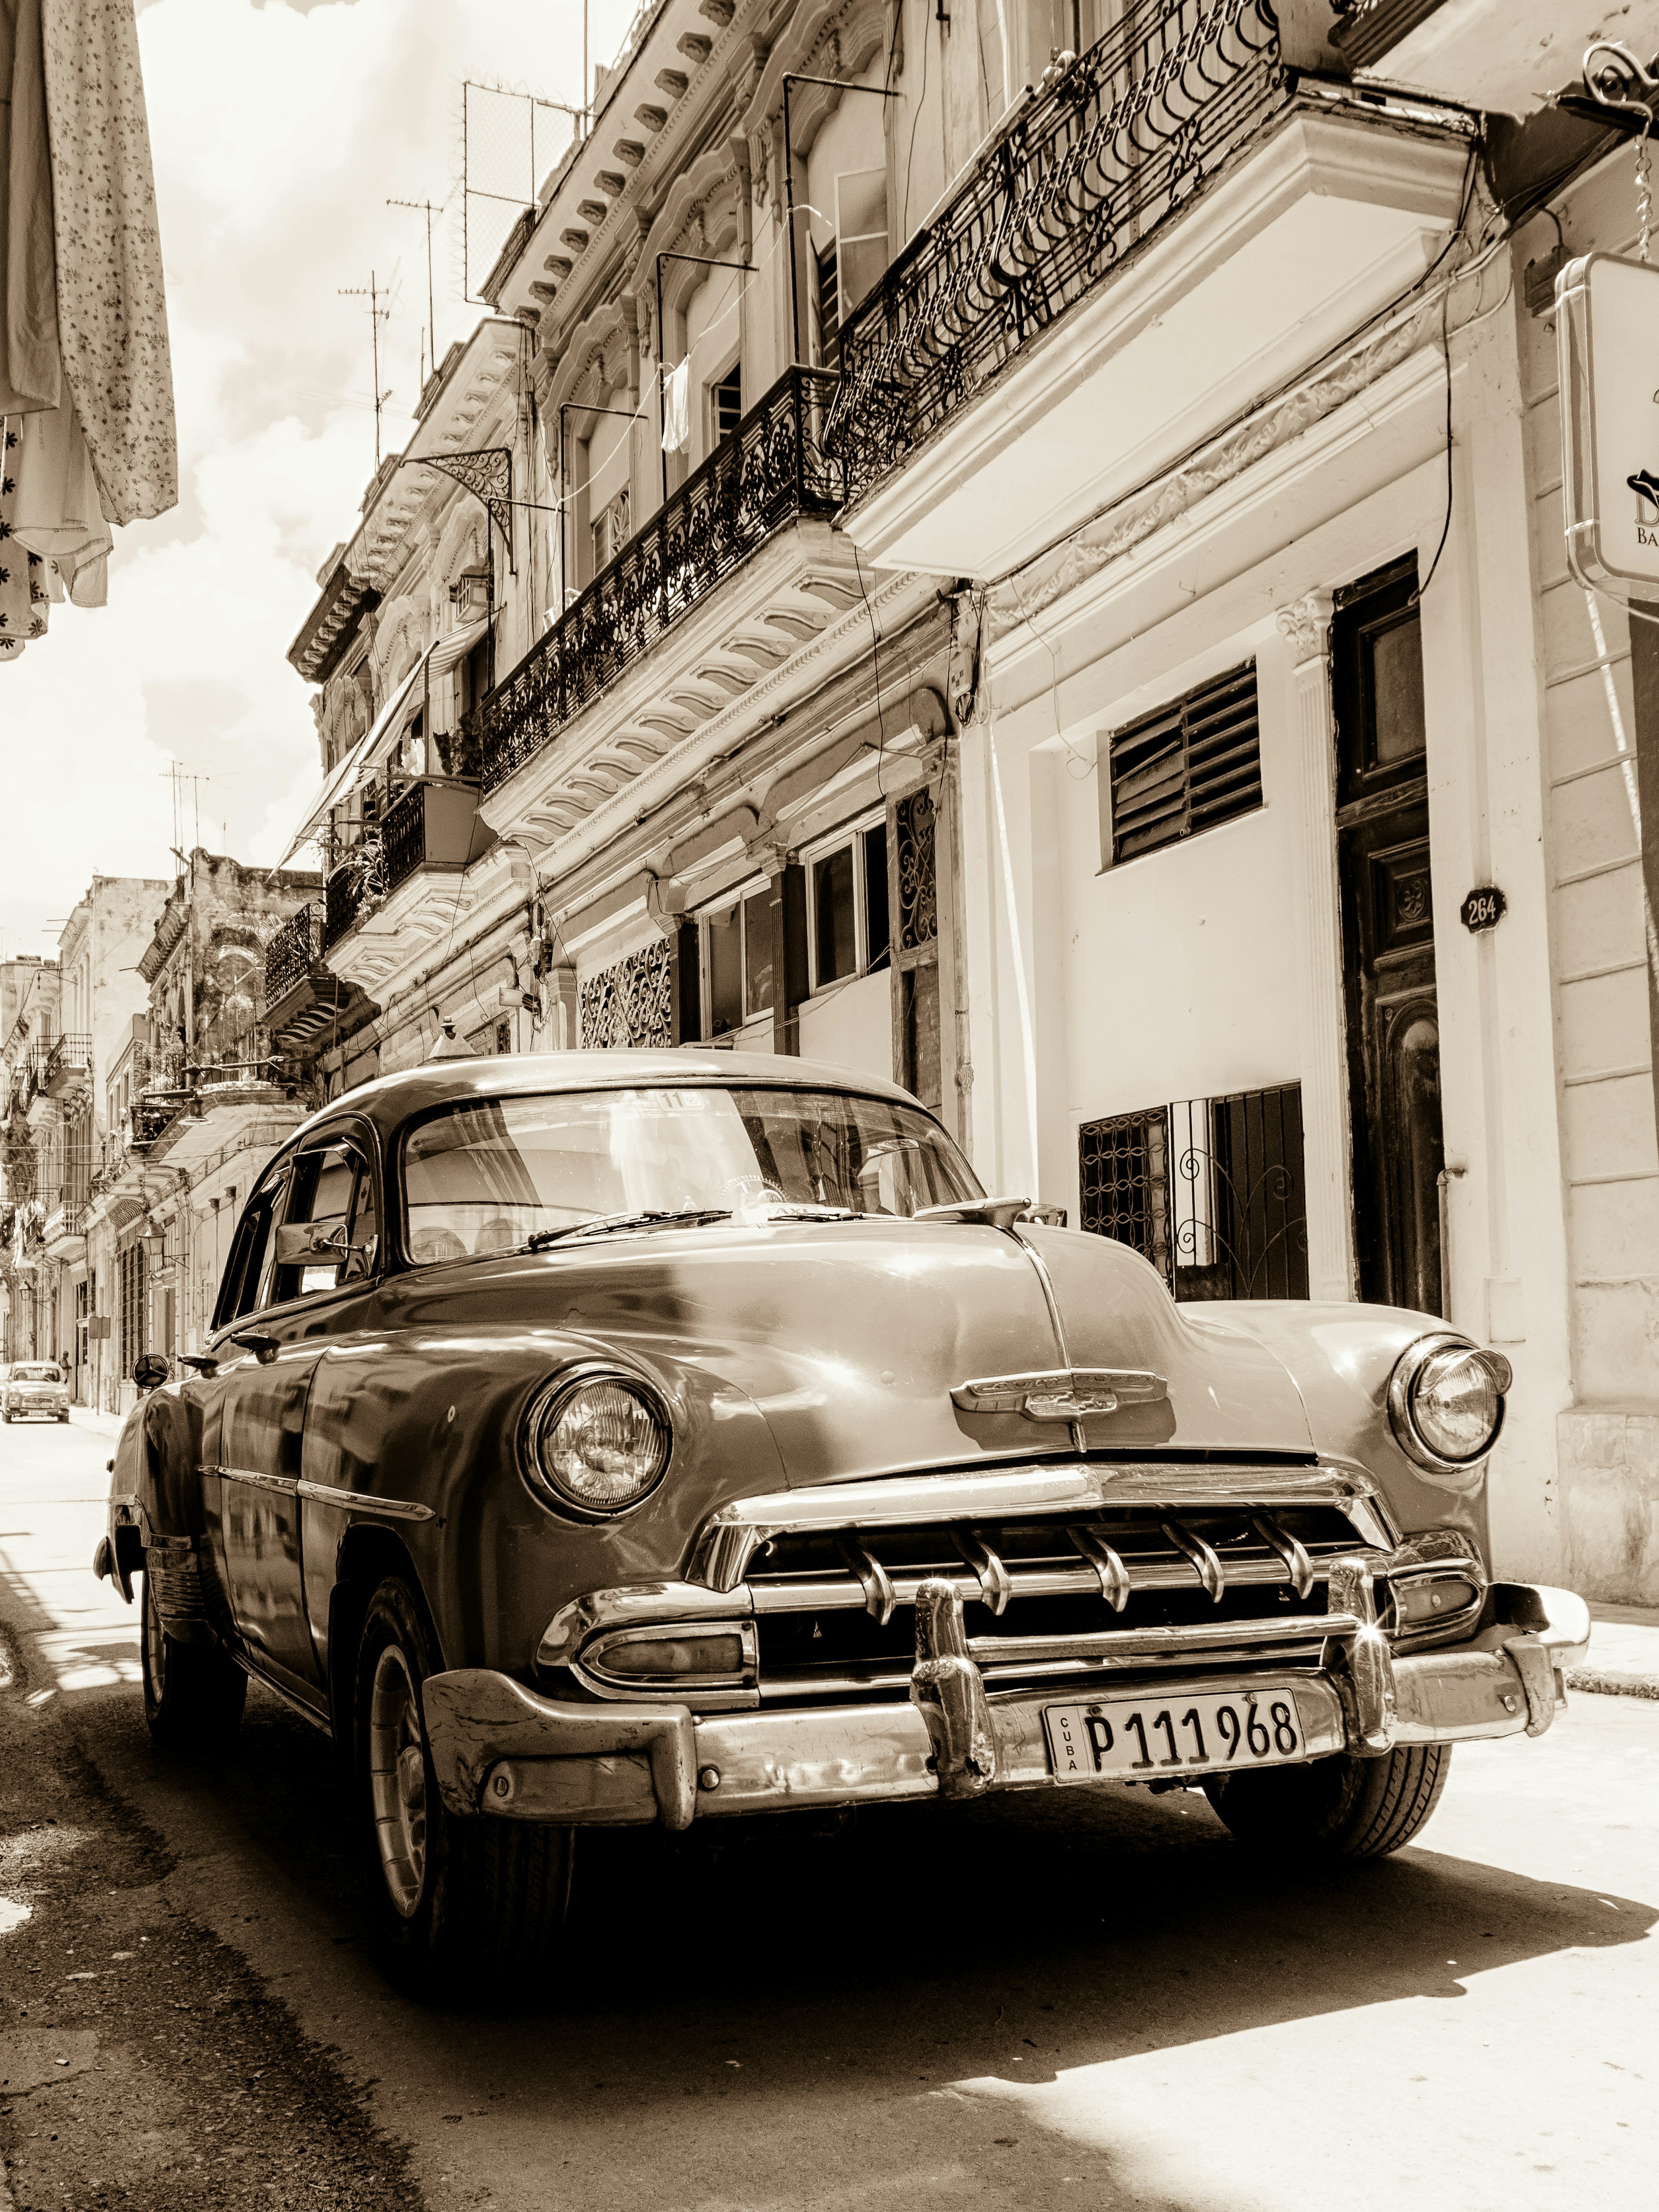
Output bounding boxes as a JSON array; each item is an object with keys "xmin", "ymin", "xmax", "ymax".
[{"xmin": 13, "ymin": 1364, "xmax": 63, "ymax": 1382}]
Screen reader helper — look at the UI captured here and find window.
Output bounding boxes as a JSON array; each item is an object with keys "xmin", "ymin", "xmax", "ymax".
[
  {"xmin": 807, "ymin": 819, "xmax": 888, "ymax": 993},
  {"xmin": 401, "ymin": 1084, "xmax": 980, "ymax": 1260},
  {"xmin": 591, "ymin": 486, "xmax": 630, "ymax": 576},
  {"xmin": 835, "ymin": 168, "xmax": 888, "ymax": 321},
  {"xmin": 711, "ymin": 361, "xmax": 741, "ymax": 444},
  {"xmin": 212, "ymin": 1165, "xmax": 291, "ymax": 1328},
  {"xmin": 1333, "ymin": 556, "xmax": 1425, "ymax": 804},
  {"xmin": 118, "ymin": 1242, "xmax": 146, "ymax": 1374},
  {"xmin": 701, "ymin": 885, "xmax": 775, "ymax": 1037},
  {"xmin": 814, "ymin": 238, "xmax": 839, "ymax": 370},
  {"xmin": 1079, "ymin": 1084, "xmax": 1307, "ymax": 1299},
  {"xmin": 1104, "ymin": 661, "xmax": 1261, "ymax": 865}
]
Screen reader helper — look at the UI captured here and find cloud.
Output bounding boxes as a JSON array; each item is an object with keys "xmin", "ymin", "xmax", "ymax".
[{"xmin": 0, "ymin": 0, "xmax": 636, "ymax": 957}]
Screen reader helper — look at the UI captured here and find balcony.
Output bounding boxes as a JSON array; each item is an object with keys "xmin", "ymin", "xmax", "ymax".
[
  {"xmin": 43, "ymin": 1035, "xmax": 92, "ymax": 1100},
  {"xmin": 263, "ymin": 903, "xmax": 353, "ymax": 1054},
  {"xmin": 318, "ymin": 778, "xmax": 494, "ymax": 995},
  {"xmin": 479, "ymin": 366, "xmax": 842, "ymax": 794},
  {"xmin": 830, "ymin": 0, "xmax": 1472, "ymax": 578},
  {"xmin": 1328, "ymin": 2, "xmax": 1653, "ymax": 116}
]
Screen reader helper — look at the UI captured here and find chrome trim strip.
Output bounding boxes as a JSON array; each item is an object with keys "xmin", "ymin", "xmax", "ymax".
[
  {"xmin": 216, "ymin": 1466, "xmax": 298, "ymax": 1497},
  {"xmin": 294, "ymin": 1480, "xmax": 435, "ymax": 1523},
  {"xmin": 965, "ymin": 1611, "xmax": 1360, "ymax": 1669},
  {"xmin": 686, "ymin": 1462, "xmax": 1380, "ymax": 1592}
]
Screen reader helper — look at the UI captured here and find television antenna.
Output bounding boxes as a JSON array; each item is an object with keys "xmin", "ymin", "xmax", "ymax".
[
  {"xmin": 388, "ymin": 194, "xmax": 447, "ymax": 390},
  {"xmin": 340, "ymin": 271, "xmax": 394, "ymax": 463}
]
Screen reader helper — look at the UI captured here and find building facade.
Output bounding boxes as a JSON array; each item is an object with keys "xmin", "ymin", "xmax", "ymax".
[
  {"xmin": 266, "ymin": 1, "xmax": 1659, "ymax": 1600},
  {"xmin": 79, "ymin": 854, "xmax": 321, "ymax": 1414}
]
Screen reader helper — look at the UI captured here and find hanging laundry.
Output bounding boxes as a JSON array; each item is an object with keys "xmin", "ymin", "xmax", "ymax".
[
  {"xmin": 0, "ymin": 420, "xmax": 51, "ymax": 658},
  {"xmin": 9, "ymin": 384, "xmax": 112, "ymax": 603},
  {"xmin": 0, "ymin": 0, "xmax": 61, "ymax": 414},
  {"xmin": 39, "ymin": 0, "xmax": 178, "ymax": 523},
  {"xmin": 661, "ymin": 358, "xmax": 690, "ymax": 454}
]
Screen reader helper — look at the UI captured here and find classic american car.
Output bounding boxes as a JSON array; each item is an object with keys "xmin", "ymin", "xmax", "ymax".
[{"xmin": 96, "ymin": 1053, "xmax": 1589, "ymax": 1984}]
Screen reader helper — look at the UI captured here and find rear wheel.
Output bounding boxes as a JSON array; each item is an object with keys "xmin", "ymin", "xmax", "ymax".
[
  {"xmin": 355, "ymin": 1576, "xmax": 573, "ymax": 1991},
  {"xmin": 140, "ymin": 1567, "xmax": 246, "ymax": 1751},
  {"xmin": 1203, "ymin": 1744, "xmax": 1452, "ymax": 1861}
]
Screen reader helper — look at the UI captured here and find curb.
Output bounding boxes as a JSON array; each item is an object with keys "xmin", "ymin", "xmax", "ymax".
[{"xmin": 1565, "ymin": 1667, "xmax": 1659, "ymax": 1702}]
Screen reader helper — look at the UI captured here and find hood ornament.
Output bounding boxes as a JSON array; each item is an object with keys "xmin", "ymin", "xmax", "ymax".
[{"xmin": 951, "ymin": 1369, "xmax": 1167, "ymax": 1422}]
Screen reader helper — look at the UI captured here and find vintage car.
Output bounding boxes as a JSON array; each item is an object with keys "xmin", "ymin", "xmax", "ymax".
[
  {"xmin": 95, "ymin": 1053, "xmax": 1589, "ymax": 1983},
  {"xmin": 3, "ymin": 1360, "xmax": 71, "ymax": 1422}
]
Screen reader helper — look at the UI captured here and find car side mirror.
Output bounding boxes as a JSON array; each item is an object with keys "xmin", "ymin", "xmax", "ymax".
[
  {"xmin": 274, "ymin": 1221, "xmax": 355, "ymax": 1266},
  {"xmin": 1019, "ymin": 1202, "xmax": 1067, "ymax": 1228},
  {"xmin": 133, "ymin": 1352, "xmax": 171, "ymax": 1392}
]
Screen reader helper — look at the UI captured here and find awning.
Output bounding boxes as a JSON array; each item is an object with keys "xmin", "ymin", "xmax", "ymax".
[
  {"xmin": 271, "ymin": 653, "xmax": 430, "ymax": 871},
  {"xmin": 427, "ymin": 615, "xmax": 490, "ymax": 677}
]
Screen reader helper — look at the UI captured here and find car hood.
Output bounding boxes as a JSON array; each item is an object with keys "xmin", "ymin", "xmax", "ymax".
[{"xmin": 408, "ymin": 1216, "xmax": 1314, "ymax": 1486}]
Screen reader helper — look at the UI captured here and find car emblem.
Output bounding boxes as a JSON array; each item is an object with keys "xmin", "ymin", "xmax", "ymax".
[{"xmin": 950, "ymin": 1369, "xmax": 1168, "ymax": 1421}]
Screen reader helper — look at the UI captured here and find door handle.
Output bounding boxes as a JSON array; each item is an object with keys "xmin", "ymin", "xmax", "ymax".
[{"xmin": 231, "ymin": 1331, "xmax": 281, "ymax": 1366}]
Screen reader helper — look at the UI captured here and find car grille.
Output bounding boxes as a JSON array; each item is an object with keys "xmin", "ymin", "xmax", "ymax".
[{"xmin": 744, "ymin": 1503, "xmax": 1383, "ymax": 1702}]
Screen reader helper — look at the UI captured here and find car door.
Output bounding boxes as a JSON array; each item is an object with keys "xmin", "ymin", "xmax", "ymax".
[{"xmin": 203, "ymin": 1127, "xmax": 381, "ymax": 1709}]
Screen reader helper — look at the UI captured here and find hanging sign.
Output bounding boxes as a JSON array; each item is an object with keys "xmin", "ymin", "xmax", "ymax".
[{"xmin": 1559, "ymin": 251, "xmax": 1659, "ymax": 598}]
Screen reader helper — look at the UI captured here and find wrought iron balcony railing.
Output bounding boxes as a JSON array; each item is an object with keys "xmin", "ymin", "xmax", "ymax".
[
  {"xmin": 44, "ymin": 1034, "xmax": 92, "ymax": 1097},
  {"xmin": 264, "ymin": 904, "xmax": 323, "ymax": 1005},
  {"xmin": 382, "ymin": 778, "xmax": 486, "ymax": 894},
  {"xmin": 324, "ymin": 850, "xmax": 377, "ymax": 952},
  {"xmin": 827, "ymin": 0, "xmax": 1284, "ymax": 505},
  {"xmin": 480, "ymin": 365, "xmax": 842, "ymax": 793}
]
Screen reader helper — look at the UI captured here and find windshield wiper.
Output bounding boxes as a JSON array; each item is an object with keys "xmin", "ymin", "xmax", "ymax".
[{"xmin": 523, "ymin": 1207, "xmax": 733, "ymax": 1252}]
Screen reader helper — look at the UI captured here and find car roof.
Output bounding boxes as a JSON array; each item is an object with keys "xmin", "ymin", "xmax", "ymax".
[{"xmin": 283, "ymin": 1051, "xmax": 931, "ymax": 1150}]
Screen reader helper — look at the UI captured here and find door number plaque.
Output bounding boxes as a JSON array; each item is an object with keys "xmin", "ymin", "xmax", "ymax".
[{"xmin": 1460, "ymin": 887, "xmax": 1506, "ymax": 933}]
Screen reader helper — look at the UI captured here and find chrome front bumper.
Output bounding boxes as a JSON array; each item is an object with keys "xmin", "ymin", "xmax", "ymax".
[{"xmin": 423, "ymin": 1578, "xmax": 1592, "ymax": 1828}]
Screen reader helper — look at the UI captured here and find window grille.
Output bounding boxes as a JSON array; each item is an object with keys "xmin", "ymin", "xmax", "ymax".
[
  {"xmin": 580, "ymin": 941, "xmax": 671, "ymax": 1050},
  {"xmin": 1106, "ymin": 661, "xmax": 1261, "ymax": 865},
  {"xmin": 1079, "ymin": 1083, "xmax": 1306, "ymax": 1299}
]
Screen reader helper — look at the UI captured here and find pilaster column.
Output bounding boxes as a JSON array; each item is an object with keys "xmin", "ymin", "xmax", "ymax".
[{"xmin": 1275, "ymin": 591, "xmax": 1354, "ymax": 1303}]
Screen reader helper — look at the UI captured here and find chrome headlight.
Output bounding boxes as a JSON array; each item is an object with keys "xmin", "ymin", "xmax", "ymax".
[
  {"xmin": 521, "ymin": 1369, "xmax": 671, "ymax": 1518},
  {"xmin": 1387, "ymin": 1334, "xmax": 1512, "ymax": 1483}
]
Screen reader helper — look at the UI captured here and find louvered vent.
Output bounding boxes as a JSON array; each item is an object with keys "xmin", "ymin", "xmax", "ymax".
[{"xmin": 1108, "ymin": 661, "xmax": 1261, "ymax": 864}]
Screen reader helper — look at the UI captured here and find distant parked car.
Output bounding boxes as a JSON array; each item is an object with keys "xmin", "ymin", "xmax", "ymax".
[
  {"xmin": 2, "ymin": 1362, "xmax": 70, "ymax": 1423},
  {"xmin": 96, "ymin": 1054, "xmax": 1590, "ymax": 1989}
]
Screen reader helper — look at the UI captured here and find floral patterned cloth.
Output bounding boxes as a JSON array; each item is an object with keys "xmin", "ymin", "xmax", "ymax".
[
  {"xmin": 0, "ymin": 418, "xmax": 52, "ymax": 657},
  {"xmin": 39, "ymin": 0, "xmax": 177, "ymax": 524}
]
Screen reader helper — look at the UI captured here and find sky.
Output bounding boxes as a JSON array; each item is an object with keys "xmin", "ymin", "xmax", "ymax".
[{"xmin": 0, "ymin": 0, "xmax": 640, "ymax": 965}]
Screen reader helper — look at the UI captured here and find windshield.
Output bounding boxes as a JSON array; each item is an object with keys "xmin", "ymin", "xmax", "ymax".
[
  {"xmin": 400, "ymin": 1085, "xmax": 982, "ymax": 1264},
  {"xmin": 14, "ymin": 1365, "xmax": 62, "ymax": 1382}
]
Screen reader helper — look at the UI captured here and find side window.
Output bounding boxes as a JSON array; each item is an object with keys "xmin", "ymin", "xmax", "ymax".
[
  {"xmin": 273, "ymin": 1140, "xmax": 362, "ymax": 1304},
  {"xmin": 213, "ymin": 1166, "xmax": 291, "ymax": 1329},
  {"xmin": 342, "ymin": 1153, "xmax": 378, "ymax": 1282}
]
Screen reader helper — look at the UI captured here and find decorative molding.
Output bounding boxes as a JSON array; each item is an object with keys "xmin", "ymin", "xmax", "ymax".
[
  {"xmin": 1275, "ymin": 589, "xmax": 1335, "ymax": 670},
  {"xmin": 983, "ymin": 299, "xmax": 1442, "ymax": 645}
]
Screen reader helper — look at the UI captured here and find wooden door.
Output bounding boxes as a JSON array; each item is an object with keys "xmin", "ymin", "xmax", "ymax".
[{"xmin": 1334, "ymin": 558, "xmax": 1445, "ymax": 1315}]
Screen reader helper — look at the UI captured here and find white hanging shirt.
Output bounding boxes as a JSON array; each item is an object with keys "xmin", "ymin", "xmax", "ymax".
[{"xmin": 661, "ymin": 359, "xmax": 690, "ymax": 455}]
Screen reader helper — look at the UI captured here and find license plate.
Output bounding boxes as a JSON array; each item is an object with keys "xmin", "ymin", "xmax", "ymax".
[{"xmin": 1042, "ymin": 1689, "xmax": 1307, "ymax": 1782}]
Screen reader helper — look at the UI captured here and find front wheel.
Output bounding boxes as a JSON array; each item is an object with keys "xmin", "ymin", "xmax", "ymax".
[
  {"xmin": 354, "ymin": 1576, "xmax": 573, "ymax": 1991},
  {"xmin": 1203, "ymin": 1743, "xmax": 1452, "ymax": 1861},
  {"xmin": 140, "ymin": 1567, "xmax": 246, "ymax": 1750}
]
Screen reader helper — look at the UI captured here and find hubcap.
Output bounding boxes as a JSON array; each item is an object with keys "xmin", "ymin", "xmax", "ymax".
[{"xmin": 368, "ymin": 1643, "xmax": 428, "ymax": 1919}]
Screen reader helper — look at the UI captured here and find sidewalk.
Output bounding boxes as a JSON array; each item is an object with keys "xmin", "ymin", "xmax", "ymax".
[{"xmin": 1566, "ymin": 1605, "xmax": 1659, "ymax": 1703}]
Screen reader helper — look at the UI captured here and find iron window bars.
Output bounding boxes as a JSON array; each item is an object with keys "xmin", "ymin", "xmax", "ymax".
[
  {"xmin": 1107, "ymin": 658, "xmax": 1261, "ymax": 864},
  {"xmin": 826, "ymin": 0, "xmax": 1284, "ymax": 505},
  {"xmin": 1080, "ymin": 1082, "xmax": 1307, "ymax": 1299},
  {"xmin": 480, "ymin": 366, "xmax": 842, "ymax": 795}
]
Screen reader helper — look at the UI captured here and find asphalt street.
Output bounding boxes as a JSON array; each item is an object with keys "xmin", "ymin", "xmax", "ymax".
[{"xmin": 1, "ymin": 1411, "xmax": 1655, "ymax": 2212}]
